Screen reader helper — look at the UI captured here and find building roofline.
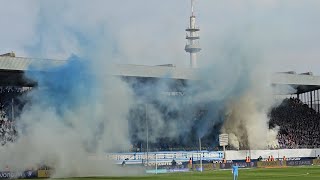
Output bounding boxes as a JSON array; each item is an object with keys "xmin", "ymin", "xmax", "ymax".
[{"xmin": 0, "ymin": 56, "xmax": 320, "ymax": 93}]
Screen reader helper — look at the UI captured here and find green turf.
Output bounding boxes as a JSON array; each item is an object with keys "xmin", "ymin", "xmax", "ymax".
[{"xmin": 54, "ymin": 166, "xmax": 320, "ymax": 180}]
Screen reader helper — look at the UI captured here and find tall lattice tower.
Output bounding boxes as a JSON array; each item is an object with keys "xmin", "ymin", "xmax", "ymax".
[{"xmin": 185, "ymin": 0, "xmax": 201, "ymax": 68}]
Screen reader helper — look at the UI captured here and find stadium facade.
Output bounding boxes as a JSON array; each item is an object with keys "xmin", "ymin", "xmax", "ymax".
[
  {"xmin": 0, "ymin": 53, "xmax": 320, "ymax": 151},
  {"xmin": 0, "ymin": 54, "xmax": 320, "ymax": 108}
]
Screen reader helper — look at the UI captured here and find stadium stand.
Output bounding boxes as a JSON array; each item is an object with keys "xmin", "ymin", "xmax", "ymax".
[
  {"xmin": 0, "ymin": 89, "xmax": 319, "ymax": 151},
  {"xmin": 0, "ymin": 86, "xmax": 31, "ymax": 146},
  {"xmin": 270, "ymin": 97, "xmax": 320, "ymax": 149},
  {"xmin": 130, "ymin": 97, "xmax": 320, "ymax": 151},
  {"xmin": 0, "ymin": 111, "xmax": 17, "ymax": 145}
]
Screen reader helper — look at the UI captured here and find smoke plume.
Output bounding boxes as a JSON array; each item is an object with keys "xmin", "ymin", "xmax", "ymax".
[
  {"xmin": 0, "ymin": 53, "xmax": 141, "ymax": 177},
  {"xmin": 0, "ymin": 0, "xmax": 306, "ymax": 177},
  {"xmin": 124, "ymin": 31, "xmax": 284, "ymax": 150}
]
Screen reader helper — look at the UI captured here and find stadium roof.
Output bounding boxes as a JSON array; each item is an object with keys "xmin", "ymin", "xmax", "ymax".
[
  {"xmin": 0, "ymin": 56, "xmax": 319, "ymax": 94},
  {"xmin": 0, "ymin": 56, "xmax": 65, "ymax": 71}
]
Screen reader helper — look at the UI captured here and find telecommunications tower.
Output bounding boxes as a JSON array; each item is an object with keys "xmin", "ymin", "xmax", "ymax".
[{"xmin": 185, "ymin": 0, "xmax": 201, "ymax": 68}]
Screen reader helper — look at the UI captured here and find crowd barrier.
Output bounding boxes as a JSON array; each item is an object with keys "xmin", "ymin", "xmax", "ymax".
[
  {"xmin": 109, "ymin": 151, "xmax": 223, "ymax": 165},
  {"xmin": 146, "ymin": 158, "xmax": 320, "ymax": 174},
  {"xmin": 146, "ymin": 161, "xmax": 256, "ymax": 173}
]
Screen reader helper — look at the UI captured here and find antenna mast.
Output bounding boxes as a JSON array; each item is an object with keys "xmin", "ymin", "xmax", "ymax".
[
  {"xmin": 191, "ymin": 0, "xmax": 194, "ymax": 16},
  {"xmin": 185, "ymin": 0, "xmax": 201, "ymax": 68}
]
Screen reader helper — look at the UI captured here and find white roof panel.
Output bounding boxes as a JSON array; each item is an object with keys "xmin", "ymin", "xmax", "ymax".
[{"xmin": 0, "ymin": 56, "xmax": 320, "ymax": 87}]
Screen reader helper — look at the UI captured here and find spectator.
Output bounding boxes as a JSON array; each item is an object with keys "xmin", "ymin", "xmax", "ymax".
[{"xmin": 270, "ymin": 98, "xmax": 320, "ymax": 149}]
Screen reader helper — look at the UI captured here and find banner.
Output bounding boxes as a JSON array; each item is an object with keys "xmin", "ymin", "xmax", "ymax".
[
  {"xmin": 220, "ymin": 162, "xmax": 256, "ymax": 169},
  {"xmin": 168, "ymin": 168, "xmax": 189, "ymax": 172},
  {"xmin": 0, "ymin": 171, "xmax": 36, "ymax": 179},
  {"xmin": 146, "ymin": 169, "xmax": 167, "ymax": 174},
  {"xmin": 37, "ymin": 170, "xmax": 51, "ymax": 178},
  {"xmin": 257, "ymin": 161, "xmax": 286, "ymax": 168},
  {"xmin": 286, "ymin": 160, "xmax": 312, "ymax": 166},
  {"xmin": 313, "ymin": 159, "xmax": 320, "ymax": 165},
  {"xmin": 0, "ymin": 172, "xmax": 22, "ymax": 179},
  {"xmin": 146, "ymin": 168, "xmax": 189, "ymax": 174},
  {"xmin": 192, "ymin": 163, "xmax": 220, "ymax": 171}
]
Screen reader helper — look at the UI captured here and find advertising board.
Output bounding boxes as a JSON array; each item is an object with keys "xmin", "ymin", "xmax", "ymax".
[
  {"xmin": 192, "ymin": 163, "xmax": 219, "ymax": 171},
  {"xmin": 257, "ymin": 161, "xmax": 286, "ymax": 168},
  {"xmin": 37, "ymin": 170, "xmax": 51, "ymax": 178},
  {"xmin": 220, "ymin": 162, "xmax": 256, "ymax": 169},
  {"xmin": 286, "ymin": 160, "xmax": 313, "ymax": 166},
  {"xmin": 0, "ymin": 171, "xmax": 37, "ymax": 179},
  {"xmin": 313, "ymin": 159, "xmax": 320, "ymax": 165}
]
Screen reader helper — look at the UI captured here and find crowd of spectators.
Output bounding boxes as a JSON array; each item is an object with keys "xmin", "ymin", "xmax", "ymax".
[
  {"xmin": 0, "ymin": 108, "xmax": 17, "ymax": 145},
  {"xmin": 0, "ymin": 85, "xmax": 319, "ymax": 151},
  {"xmin": 0, "ymin": 87, "xmax": 26, "ymax": 146},
  {"xmin": 130, "ymin": 110, "xmax": 217, "ymax": 152},
  {"xmin": 270, "ymin": 97, "xmax": 320, "ymax": 149},
  {"xmin": 133, "ymin": 97, "xmax": 320, "ymax": 151}
]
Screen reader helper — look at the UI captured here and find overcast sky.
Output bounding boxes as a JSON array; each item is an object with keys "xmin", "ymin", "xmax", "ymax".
[{"xmin": 0, "ymin": 0, "xmax": 319, "ymax": 74}]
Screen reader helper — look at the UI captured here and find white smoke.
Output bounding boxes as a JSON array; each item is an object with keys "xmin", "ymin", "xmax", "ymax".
[
  {"xmin": 221, "ymin": 92, "xmax": 280, "ymax": 150},
  {"xmin": 220, "ymin": 68, "xmax": 283, "ymax": 150},
  {"xmin": 0, "ymin": 0, "xmax": 309, "ymax": 177}
]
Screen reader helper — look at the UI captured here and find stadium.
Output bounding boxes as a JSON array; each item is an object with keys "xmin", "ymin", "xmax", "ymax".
[
  {"xmin": 1, "ymin": 51, "xmax": 320, "ymax": 179},
  {"xmin": 1, "ymin": 53, "xmax": 320, "ymax": 149},
  {"xmin": 1, "ymin": 0, "xmax": 320, "ymax": 180}
]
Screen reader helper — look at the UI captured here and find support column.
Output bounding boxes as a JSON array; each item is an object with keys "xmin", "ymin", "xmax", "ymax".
[
  {"xmin": 317, "ymin": 89, "xmax": 320, "ymax": 113},
  {"xmin": 310, "ymin": 91, "xmax": 313, "ymax": 110},
  {"xmin": 314, "ymin": 90, "xmax": 316, "ymax": 111},
  {"xmin": 199, "ymin": 137, "xmax": 202, "ymax": 172},
  {"xmin": 145, "ymin": 104, "xmax": 149, "ymax": 166}
]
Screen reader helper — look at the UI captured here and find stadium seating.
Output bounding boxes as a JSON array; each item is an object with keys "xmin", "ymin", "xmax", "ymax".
[
  {"xmin": 270, "ymin": 98, "xmax": 320, "ymax": 149},
  {"xmin": 0, "ymin": 110, "xmax": 17, "ymax": 145},
  {"xmin": 0, "ymin": 86, "xmax": 319, "ymax": 151},
  {"xmin": 0, "ymin": 86, "xmax": 28, "ymax": 146}
]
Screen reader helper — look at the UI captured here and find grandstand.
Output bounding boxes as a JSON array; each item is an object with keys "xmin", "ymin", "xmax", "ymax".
[{"xmin": 0, "ymin": 53, "xmax": 320, "ymax": 151}]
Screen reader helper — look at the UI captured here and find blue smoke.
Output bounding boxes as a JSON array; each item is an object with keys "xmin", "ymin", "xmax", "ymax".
[{"xmin": 25, "ymin": 55, "xmax": 95, "ymax": 119}]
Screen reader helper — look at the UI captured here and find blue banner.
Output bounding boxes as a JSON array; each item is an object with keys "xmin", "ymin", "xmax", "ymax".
[{"xmin": 0, "ymin": 171, "xmax": 37, "ymax": 179}]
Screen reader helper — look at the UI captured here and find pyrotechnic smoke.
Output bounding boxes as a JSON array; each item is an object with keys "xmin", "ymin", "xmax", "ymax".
[
  {"xmin": 221, "ymin": 92, "xmax": 280, "ymax": 150},
  {"xmin": 0, "ymin": 0, "xmax": 305, "ymax": 177},
  {"xmin": 0, "ymin": 54, "xmax": 141, "ymax": 177},
  {"xmin": 130, "ymin": 30, "xmax": 289, "ymax": 150},
  {"xmin": 0, "ymin": 0, "xmax": 141, "ymax": 176}
]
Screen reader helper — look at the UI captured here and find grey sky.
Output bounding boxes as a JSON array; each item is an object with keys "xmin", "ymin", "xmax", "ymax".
[{"xmin": 0, "ymin": 0, "xmax": 319, "ymax": 74}]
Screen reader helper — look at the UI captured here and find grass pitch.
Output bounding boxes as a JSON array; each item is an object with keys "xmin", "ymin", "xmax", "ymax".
[{"xmin": 57, "ymin": 166, "xmax": 320, "ymax": 180}]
